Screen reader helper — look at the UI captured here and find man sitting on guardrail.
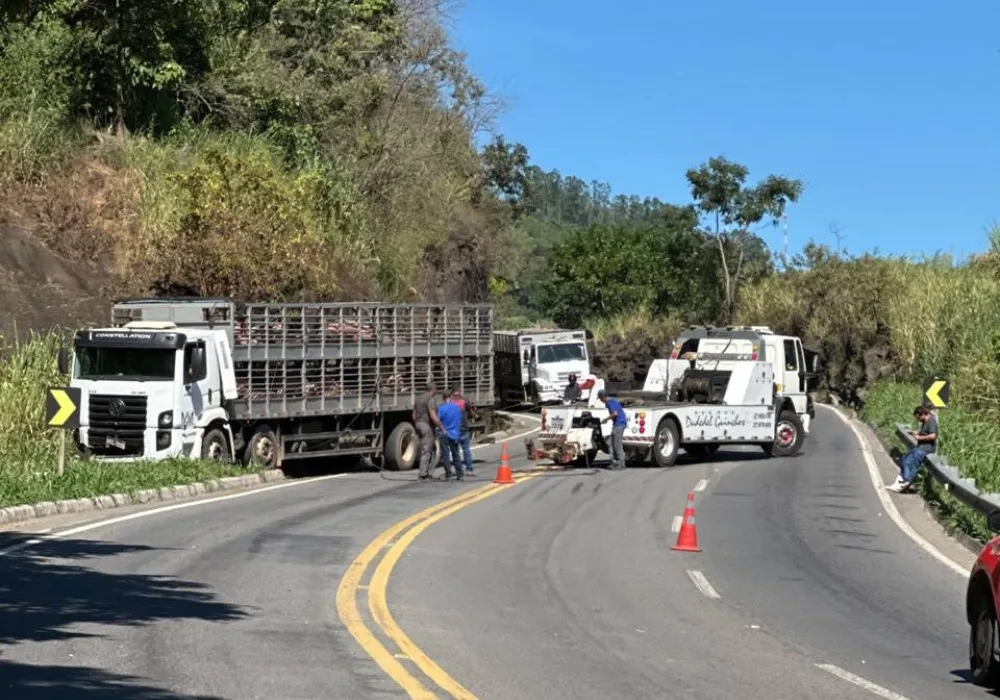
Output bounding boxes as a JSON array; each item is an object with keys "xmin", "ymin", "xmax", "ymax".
[{"xmin": 887, "ymin": 405, "xmax": 938, "ymax": 493}]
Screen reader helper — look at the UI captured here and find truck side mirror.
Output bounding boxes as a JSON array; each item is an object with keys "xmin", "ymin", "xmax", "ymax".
[
  {"xmin": 57, "ymin": 346, "xmax": 69, "ymax": 375},
  {"xmin": 190, "ymin": 347, "xmax": 206, "ymax": 380}
]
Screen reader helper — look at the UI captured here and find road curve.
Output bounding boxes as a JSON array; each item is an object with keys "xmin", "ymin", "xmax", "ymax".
[
  {"xmin": 0, "ymin": 412, "xmax": 984, "ymax": 700},
  {"xmin": 0, "ymin": 438, "xmax": 528, "ymax": 700},
  {"xmin": 388, "ymin": 412, "xmax": 981, "ymax": 700}
]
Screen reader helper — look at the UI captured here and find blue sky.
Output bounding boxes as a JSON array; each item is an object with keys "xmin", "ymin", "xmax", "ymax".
[{"xmin": 451, "ymin": 0, "xmax": 1000, "ymax": 261}]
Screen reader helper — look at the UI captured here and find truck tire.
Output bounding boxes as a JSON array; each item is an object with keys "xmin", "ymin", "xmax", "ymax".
[
  {"xmin": 762, "ymin": 410, "xmax": 805, "ymax": 457},
  {"xmin": 385, "ymin": 421, "xmax": 418, "ymax": 471},
  {"xmin": 243, "ymin": 425, "xmax": 278, "ymax": 469},
  {"xmin": 652, "ymin": 418, "xmax": 680, "ymax": 468},
  {"xmin": 201, "ymin": 428, "xmax": 231, "ymax": 462}
]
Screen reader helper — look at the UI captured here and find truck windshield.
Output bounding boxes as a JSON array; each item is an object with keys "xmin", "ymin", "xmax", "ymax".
[
  {"xmin": 74, "ymin": 347, "xmax": 176, "ymax": 381},
  {"xmin": 537, "ymin": 343, "xmax": 587, "ymax": 364}
]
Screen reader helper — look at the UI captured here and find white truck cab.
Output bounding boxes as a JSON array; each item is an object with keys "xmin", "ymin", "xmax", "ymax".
[
  {"xmin": 69, "ymin": 321, "xmax": 238, "ymax": 461},
  {"xmin": 495, "ymin": 328, "xmax": 592, "ymax": 405}
]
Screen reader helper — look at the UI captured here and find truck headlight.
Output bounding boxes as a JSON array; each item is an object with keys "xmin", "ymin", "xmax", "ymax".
[{"xmin": 158, "ymin": 411, "xmax": 173, "ymax": 428}]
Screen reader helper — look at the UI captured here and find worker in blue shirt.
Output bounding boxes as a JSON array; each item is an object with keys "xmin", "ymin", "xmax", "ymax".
[
  {"xmin": 436, "ymin": 390, "xmax": 464, "ymax": 480},
  {"xmin": 597, "ymin": 389, "xmax": 627, "ymax": 470}
]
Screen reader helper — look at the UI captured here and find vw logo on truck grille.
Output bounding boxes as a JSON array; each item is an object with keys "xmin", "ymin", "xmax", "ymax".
[{"xmin": 108, "ymin": 398, "xmax": 127, "ymax": 417}]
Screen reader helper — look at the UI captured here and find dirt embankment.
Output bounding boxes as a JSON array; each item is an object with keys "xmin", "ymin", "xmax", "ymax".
[{"xmin": 0, "ymin": 223, "xmax": 109, "ymax": 341}]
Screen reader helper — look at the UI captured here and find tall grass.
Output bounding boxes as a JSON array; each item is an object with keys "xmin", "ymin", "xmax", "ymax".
[
  {"xmin": 860, "ymin": 380, "xmax": 994, "ymax": 542},
  {"xmin": 741, "ymin": 254, "xmax": 1000, "ymax": 412},
  {"xmin": 0, "ymin": 331, "xmax": 248, "ymax": 509},
  {"xmin": 585, "ymin": 305, "xmax": 683, "ymax": 344},
  {"xmin": 0, "ymin": 329, "xmax": 64, "ymax": 468}
]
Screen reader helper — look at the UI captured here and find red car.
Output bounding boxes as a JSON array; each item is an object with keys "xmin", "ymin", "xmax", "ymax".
[{"xmin": 967, "ymin": 510, "xmax": 1000, "ymax": 686}]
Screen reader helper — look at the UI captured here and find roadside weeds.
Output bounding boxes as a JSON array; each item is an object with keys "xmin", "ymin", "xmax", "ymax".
[{"xmin": 0, "ymin": 416, "xmax": 531, "ymax": 528}]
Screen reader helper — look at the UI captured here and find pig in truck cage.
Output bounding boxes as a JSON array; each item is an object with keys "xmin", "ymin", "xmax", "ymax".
[{"xmin": 68, "ymin": 298, "xmax": 494, "ymax": 470}]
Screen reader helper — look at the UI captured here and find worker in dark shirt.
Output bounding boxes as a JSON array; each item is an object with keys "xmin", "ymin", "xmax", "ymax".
[
  {"xmin": 598, "ymin": 389, "xmax": 628, "ymax": 470},
  {"xmin": 887, "ymin": 405, "xmax": 938, "ymax": 493},
  {"xmin": 413, "ymin": 382, "xmax": 443, "ymax": 480},
  {"xmin": 563, "ymin": 373, "xmax": 581, "ymax": 403}
]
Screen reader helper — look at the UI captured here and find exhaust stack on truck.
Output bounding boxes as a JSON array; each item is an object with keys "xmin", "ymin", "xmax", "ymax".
[{"xmin": 67, "ymin": 299, "xmax": 494, "ymax": 470}]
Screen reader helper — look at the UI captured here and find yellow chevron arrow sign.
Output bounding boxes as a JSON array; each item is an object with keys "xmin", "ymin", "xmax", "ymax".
[
  {"xmin": 922, "ymin": 377, "xmax": 950, "ymax": 409},
  {"xmin": 45, "ymin": 387, "xmax": 81, "ymax": 428}
]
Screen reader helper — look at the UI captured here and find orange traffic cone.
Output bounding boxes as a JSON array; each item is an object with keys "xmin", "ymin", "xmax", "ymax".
[
  {"xmin": 672, "ymin": 491, "xmax": 701, "ymax": 552},
  {"xmin": 494, "ymin": 441, "xmax": 514, "ymax": 484}
]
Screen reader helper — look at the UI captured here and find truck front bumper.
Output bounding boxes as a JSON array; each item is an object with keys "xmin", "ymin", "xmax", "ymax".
[{"xmin": 75, "ymin": 426, "xmax": 198, "ymax": 461}]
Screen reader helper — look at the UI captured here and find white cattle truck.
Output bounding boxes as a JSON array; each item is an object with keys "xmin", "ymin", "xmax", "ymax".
[
  {"xmin": 526, "ymin": 325, "xmax": 819, "ymax": 467},
  {"xmin": 60, "ymin": 299, "xmax": 495, "ymax": 470},
  {"xmin": 494, "ymin": 328, "xmax": 592, "ymax": 406}
]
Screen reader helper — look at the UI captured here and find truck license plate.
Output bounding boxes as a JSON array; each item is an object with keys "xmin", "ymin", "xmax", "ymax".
[{"xmin": 105, "ymin": 436, "xmax": 126, "ymax": 450}]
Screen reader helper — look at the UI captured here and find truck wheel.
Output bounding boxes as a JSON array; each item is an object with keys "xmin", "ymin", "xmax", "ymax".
[
  {"xmin": 970, "ymin": 593, "xmax": 1000, "ymax": 687},
  {"xmin": 243, "ymin": 426, "xmax": 278, "ymax": 469},
  {"xmin": 652, "ymin": 418, "xmax": 680, "ymax": 468},
  {"xmin": 201, "ymin": 428, "xmax": 231, "ymax": 462},
  {"xmin": 385, "ymin": 422, "xmax": 418, "ymax": 471},
  {"xmin": 766, "ymin": 410, "xmax": 805, "ymax": 457}
]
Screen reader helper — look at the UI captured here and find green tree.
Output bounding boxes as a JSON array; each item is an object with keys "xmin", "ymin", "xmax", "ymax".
[
  {"xmin": 539, "ymin": 206, "xmax": 716, "ymax": 327},
  {"xmin": 479, "ymin": 135, "xmax": 533, "ymax": 221},
  {"xmin": 4, "ymin": 0, "xmax": 215, "ymax": 133},
  {"xmin": 685, "ymin": 156, "xmax": 803, "ymax": 323}
]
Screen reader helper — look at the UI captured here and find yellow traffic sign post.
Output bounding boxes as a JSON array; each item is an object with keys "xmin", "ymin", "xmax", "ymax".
[
  {"xmin": 45, "ymin": 387, "xmax": 80, "ymax": 476},
  {"xmin": 922, "ymin": 375, "xmax": 950, "ymax": 410}
]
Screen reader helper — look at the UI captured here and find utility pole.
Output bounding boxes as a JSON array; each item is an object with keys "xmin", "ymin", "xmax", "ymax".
[
  {"xmin": 829, "ymin": 223, "xmax": 846, "ymax": 256},
  {"xmin": 782, "ymin": 213, "xmax": 789, "ymax": 268}
]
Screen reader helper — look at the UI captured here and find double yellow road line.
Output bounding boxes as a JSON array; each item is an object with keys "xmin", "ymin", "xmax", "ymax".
[{"xmin": 336, "ymin": 473, "xmax": 538, "ymax": 699}]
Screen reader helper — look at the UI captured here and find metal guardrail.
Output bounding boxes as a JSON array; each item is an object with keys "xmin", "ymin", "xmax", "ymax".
[{"xmin": 894, "ymin": 422, "xmax": 1000, "ymax": 515}]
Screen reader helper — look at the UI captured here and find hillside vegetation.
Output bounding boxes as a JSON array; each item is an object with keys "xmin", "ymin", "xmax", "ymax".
[{"xmin": 0, "ymin": 0, "xmax": 530, "ymax": 309}]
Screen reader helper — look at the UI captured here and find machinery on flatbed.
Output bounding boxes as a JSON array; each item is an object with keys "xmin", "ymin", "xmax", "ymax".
[
  {"xmin": 62, "ymin": 299, "xmax": 494, "ymax": 470},
  {"xmin": 527, "ymin": 325, "xmax": 819, "ymax": 467}
]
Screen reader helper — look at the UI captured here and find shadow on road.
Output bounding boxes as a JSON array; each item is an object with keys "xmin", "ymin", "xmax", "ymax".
[
  {"xmin": 951, "ymin": 669, "xmax": 1000, "ymax": 698},
  {"xmin": 0, "ymin": 532, "xmax": 245, "ymax": 698}
]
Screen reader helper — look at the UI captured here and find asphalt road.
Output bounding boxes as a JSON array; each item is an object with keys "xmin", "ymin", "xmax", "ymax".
[{"xmin": 0, "ymin": 411, "xmax": 986, "ymax": 700}]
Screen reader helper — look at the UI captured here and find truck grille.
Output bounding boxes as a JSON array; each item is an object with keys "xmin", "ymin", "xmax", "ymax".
[{"xmin": 88, "ymin": 394, "xmax": 147, "ymax": 456}]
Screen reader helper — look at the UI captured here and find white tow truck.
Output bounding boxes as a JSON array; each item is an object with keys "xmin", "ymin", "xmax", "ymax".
[{"xmin": 526, "ymin": 325, "xmax": 819, "ymax": 467}]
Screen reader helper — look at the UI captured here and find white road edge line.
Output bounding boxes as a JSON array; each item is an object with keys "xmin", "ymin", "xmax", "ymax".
[
  {"xmin": 0, "ymin": 421, "xmax": 541, "ymax": 559},
  {"xmin": 686, "ymin": 569, "xmax": 721, "ymax": 599},
  {"xmin": 819, "ymin": 404, "xmax": 968, "ymax": 578},
  {"xmin": 694, "ymin": 478, "xmax": 709, "ymax": 492},
  {"xmin": 815, "ymin": 663, "xmax": 911, "ymax": 700},
  {"xmin": 671, "ymin": 515, "xmax": 682, "ymax": 533}
]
